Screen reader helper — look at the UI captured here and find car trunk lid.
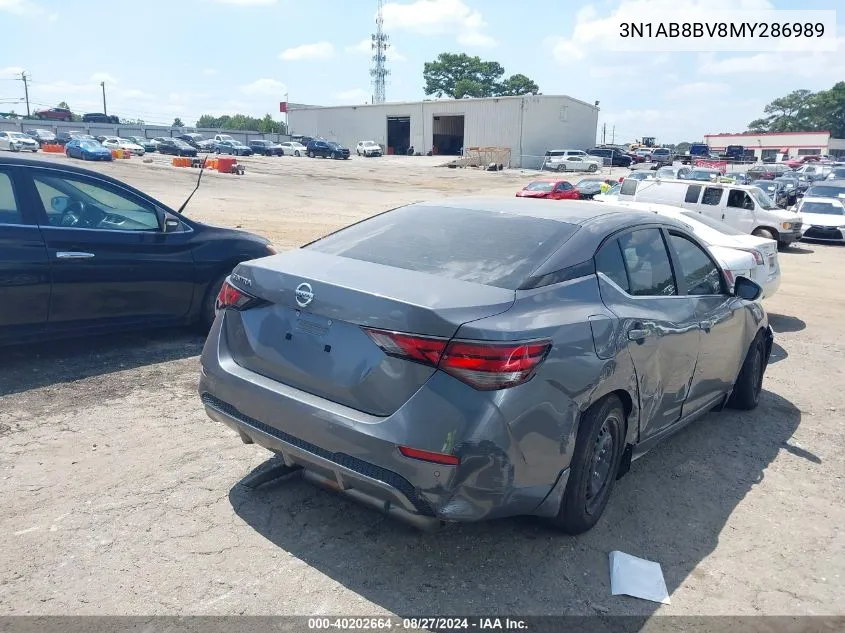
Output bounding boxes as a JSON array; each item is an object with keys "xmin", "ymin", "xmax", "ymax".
[{"xmin": 222, "ymin": 250, "xmax": 516, "ymax": 416}]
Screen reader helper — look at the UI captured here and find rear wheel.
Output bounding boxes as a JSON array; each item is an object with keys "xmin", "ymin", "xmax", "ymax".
[
  {"xmin": 294, "ymin": 150, "xmax": 300, "ymax": 157},
  {"xmin": 588, "ymin": 163, "xmax": 598, "ymax": 172},
  {"xmin": 728, "ymin": 333, "xmax": 766, "ymax": 410},
  {"xmin": 307, "ymin": 151, "xmax": 314, "ymax": 158},
  {"xmin": 551, "ymin": 395, "xmax": 626, "ymax": 534}
]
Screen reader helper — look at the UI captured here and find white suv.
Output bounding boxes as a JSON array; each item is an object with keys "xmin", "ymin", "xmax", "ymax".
[
  {"xmin": 356, "ymin": 141, "xmax": 383, "ymax": 157},
  {"xmin": 544, "ymin": 149, "xmax": 601, "ymax": 172}
]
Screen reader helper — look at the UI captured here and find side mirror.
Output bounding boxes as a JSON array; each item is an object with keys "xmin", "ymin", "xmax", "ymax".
[
  {"xmin": 733, "ymin": 276, "xmax": 762, "ymax": 301},
  {"xmin": 163, "ymin": 217, "xmax": 181, "ymax": 232}
]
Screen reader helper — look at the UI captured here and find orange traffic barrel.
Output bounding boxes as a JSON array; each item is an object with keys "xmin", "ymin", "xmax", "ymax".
[{"xmin": 217, "ymin": 157, "xmax": 236, "ymax": 173}]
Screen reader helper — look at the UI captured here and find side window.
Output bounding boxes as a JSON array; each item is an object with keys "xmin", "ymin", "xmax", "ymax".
[
  {"xmin": 684, "ymin": 185, "xmax": 702, "ymax": 203},
  {"xmin": 620, "ymin": 179, "xmax": 638, "ymax": 195},
  {"xmin": 556, "ymin": 182, "xmax": 573, "ymax": 191},
  {"xmin": 618, "ymin": 229, "xmax": 677, "ymax": 296},
  {"xmin": 32, "ymin": 173, "xmax": 160, "ymax": 232},
  {"xmin": 0, "ymin": 171, "xmax": 23, "ymax": 225},
  {"xmin": 727, "ymin": 189, "xmax": 752, "ymax": 210},
  {"xmin": 701, "ymin": 187, "xmax": 722, "ymax": 205},
  {"xmin": 669, "ymin": 233, "xmax": 724, "ymax": 296},
  {"xmin": 595, "ymin": 239, "xmax": 630, "ymax": 292}
]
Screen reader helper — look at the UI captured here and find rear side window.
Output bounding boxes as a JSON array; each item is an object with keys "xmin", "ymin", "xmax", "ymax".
[
  {"xmin": 0, "ymin": 171, "xmax": 22, "ymax": 225},
  {"xmin": 595, "ymin": 239, "xmax": 629, "ymax": 292},
  {"xmin": 684, "ymin": 185, "xmax": 701, "ymax": 203},
  {"xmin": 668, "ymin": 233, "xmax": 724, "ymax": 295},
  {"xmin": 618, "ymin": 229, "xmax": 677, "ymax": 296},
  {"xmin": 306, "ymin": 205, "xmax": 579, "ymax": 290},
  {"xmin": 620, "ymin": 179, "xmax": 638, "ymax": 195},
  {"xmin": 701, "ymin": 187, "xmax": 723, "ymax": 205}
]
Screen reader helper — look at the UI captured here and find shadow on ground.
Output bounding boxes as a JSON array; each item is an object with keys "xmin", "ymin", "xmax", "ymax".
[
  {"xmin": 0, "ymin": 329, "xmax": 205, "ymax": 397},
  {"xmin": 230, "ymin": 391, "xmax": 808, "ymax": 616},
  {"xmin": 768, "ymin": 313, "xmax": 807, "ymax": 334},
  {"xmin": 768, "ymin": 342, "xmax": 789, "ymax": 364}
]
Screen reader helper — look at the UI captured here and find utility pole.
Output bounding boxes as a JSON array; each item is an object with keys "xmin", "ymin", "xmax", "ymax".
[
  {"xmin": 100, "ymin": 81, "xmax": 107, "ymax": 115},
  {"xmin": 611, "ymin": 126, "xmax": 615, "ymax": 144},
  {"xmin": 602, "ymin": 123, "xmax": 606, "ymax": 145},
  {"xmin": 21, "ymin": 72, "xmax": 30, "ymax": 117},
  {"xmin": 284, "ymin": 92, "xmax": 289, "ymax": 135}
]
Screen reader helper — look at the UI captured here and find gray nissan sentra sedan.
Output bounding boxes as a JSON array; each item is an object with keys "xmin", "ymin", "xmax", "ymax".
[{"xmin": 199, "ymin": 198, "xmax": 774, "ymax": 533}]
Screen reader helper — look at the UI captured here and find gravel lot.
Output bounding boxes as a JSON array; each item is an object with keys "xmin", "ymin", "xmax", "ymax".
[{"xmin": 1, "ymin": 152, "xmax": 843, "ymax": 617}]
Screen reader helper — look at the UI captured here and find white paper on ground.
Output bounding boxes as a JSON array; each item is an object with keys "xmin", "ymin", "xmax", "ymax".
[{"xmin": 609, "ymin": 550, "xmax": 671, "ymax": 605}]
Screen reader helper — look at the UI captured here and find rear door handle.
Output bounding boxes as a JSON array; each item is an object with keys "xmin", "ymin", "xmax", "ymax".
[{"xmin": 56, "ymin": 251, "xmax": 95, "ymax": 259}]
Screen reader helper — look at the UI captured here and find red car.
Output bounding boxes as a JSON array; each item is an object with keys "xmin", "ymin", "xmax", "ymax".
[
  {"xmin": 785, "ymin": 155, "xmax": 824, "ymax": 169},
  {"xmin": 34, "ymin": 107, "xmax": 72, "ymax": 121},
  {"xmin": 516, "ymin": 179, "xmax": 580, "ymax": 200}
]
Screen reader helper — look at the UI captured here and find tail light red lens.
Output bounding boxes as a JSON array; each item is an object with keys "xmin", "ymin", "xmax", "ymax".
[
  {"xmin": 216, "ymin": 279, "xmax": 260, "ymax": 311},
  {"xmin": 363, "ymin": 327, "xmax": 552, "ymax": 391},
  {"xmin": 738, "ymin": 248, "xmax": 765, "ymax": 266},
  {"xmin": 398, "ymin": 446, "xmax": 460, "ymax": 466}
]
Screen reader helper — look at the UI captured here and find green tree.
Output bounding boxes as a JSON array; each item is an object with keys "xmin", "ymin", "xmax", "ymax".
[
  {"xmin": 195, "ymin": 113, "xmax": 287, "ymax": 134},
  {"xmin": 423, "ymin": 53, "xmax": 539, "ymax": 99},
  {"xmin": 172, "ymin": 117, "xmax": 184, "ymax": 127},
  {"xmin": 809, "ymin": 81, "xmax": 845, "ymax": 138},
  {"xmin": 675, "ymin": 141, "xmax": 692, "ymax": 154},
  {"xmin": 497, "ymin": 73, "xmax": 540, "ymax": 97},
  {"xmin": 747, "ymin": 84, "xmax": 845, "ymax": 138}
]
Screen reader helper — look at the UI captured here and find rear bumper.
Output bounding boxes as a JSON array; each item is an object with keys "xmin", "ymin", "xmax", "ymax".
[{"xmin": 198, "ymin": 315, "xmax": 570, "ymax": 528}]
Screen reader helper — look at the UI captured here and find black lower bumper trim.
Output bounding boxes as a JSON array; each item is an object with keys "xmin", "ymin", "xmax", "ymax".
[{"xmin": 200, "ymin": 392, "xmax": 435, "ymax": 516}]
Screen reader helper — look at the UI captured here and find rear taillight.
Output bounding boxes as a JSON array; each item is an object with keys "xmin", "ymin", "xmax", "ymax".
[
  {"xmin": 737, "ymin": 248, "xmax": 764, "ymax": 266},
  {"xmin": 216, "ymin": 279, "xmax": 260, "ymax": 311},
  {"xmin": 363, "ymin": 328, "xmax": 552, "ymax": 391},
  {"xmin": 398, "ymin": 446, "xmax": 460, "ymax": 466}
]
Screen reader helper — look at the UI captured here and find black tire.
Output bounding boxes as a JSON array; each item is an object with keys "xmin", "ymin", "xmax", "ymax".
[
  {"xmin": 200, "ymin": 273, "xmax": 229, "ymax": 332},
  {"xmin": 588, "ymin": 163, "xmax": 598, "ymax": 172},
  {"xmin": 551, "ymin": 395, "xmax": 626, "ymax": 534},
  {"xmin": 307, "ymin": 151, "xmax": 314, "ymax": 158},
  {"xmin": 294, "ymin": 150, "xmax": 300, "ymax": 157},
  {"xmin": 752, "ymin": 228, "xmax": 776, "ymax": 241},
  {"xmin": 728, "ymin": 332, "xmax": 766, "ymax": 410}
]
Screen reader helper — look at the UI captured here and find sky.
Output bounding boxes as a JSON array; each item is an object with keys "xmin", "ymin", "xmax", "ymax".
[{"xmin": 0, "ymin": 0, "xmax": 843, "ymax": 144}]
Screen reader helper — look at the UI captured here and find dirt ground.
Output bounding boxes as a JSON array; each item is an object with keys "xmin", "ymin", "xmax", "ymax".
[{"xmin": 1, "ymin": 152, "xmax": 843, "ymax": 617}]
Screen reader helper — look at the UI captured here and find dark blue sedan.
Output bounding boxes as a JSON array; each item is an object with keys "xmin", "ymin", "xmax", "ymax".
[
  {"xmin": 0, "ymin": 156, "xmax": 276, "ymax": 346},
  {"xmin": 65, "ymin": 139, "xmax": 113, "ymax": 161}
]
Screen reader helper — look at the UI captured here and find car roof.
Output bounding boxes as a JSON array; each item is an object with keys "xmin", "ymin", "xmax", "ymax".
[{"xmin": 802, "ymin": 196, "xmax": 844, "ymax": 204}]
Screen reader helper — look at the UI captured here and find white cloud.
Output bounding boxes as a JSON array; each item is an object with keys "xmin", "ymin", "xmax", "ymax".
[
  {"xmin": 0, "ymin": 0, "xmax": 56, "ymax": 19},
  {"xmin": 90, "ymin": 72, "xmax": 116, "ymax": 84},
  {"xmin": 279, "ymin": 41, "xmax": 335, "ymax": 61},
  {"xmin": 457, "ymin": 30, "xmax": 496, "ymax": 47},
  {"xmin": 383, "ymin": 0, "xmax": 494, "ymax": 48},
  {"xmin": 664, "ymin": 81, "xmax": 729, "ymax": 99},
  {"xmin": 332, "ymin": 89, "xmax": 371, "ymax": 105},
  {"xmin": 547, "ymin": 0, "xmax": 773, "ymax": 65},
  {"xmin": 0, "ymin": 66, "xmax": 24, "ymax": 77},
  {"xmin": 345, "ymin": 38, "xmax": 407, "ymax": 62},
  {"xmin": 698, "ymin": 37, "xmax": 845, "ymax": 78},
  {"xmin": 240, "ymin": 78, "xmax": 287, "ymax": 96},
  {"xmin": 202, "ymin": 68, "xmax": 217, "ymax": 75}
]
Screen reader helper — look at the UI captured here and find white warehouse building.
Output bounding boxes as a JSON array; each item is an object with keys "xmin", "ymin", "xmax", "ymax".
[{"xmin": 288, "ymin": 94, "xmax": 600, "ymax": 169}]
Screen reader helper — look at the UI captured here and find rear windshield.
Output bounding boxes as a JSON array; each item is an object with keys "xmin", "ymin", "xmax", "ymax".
[
  {"xmin": 801, "ymin": 201, "xmax": 844, "ymax": 215},
  {"xmin": 305, "ymin": 205, "xmax": 579, "ymax": 289},
  {"xmin": 806, "ymin": 185, "xmax": 845, "ymax": 199},
  {"xmin": 525, "ymin": 181, "xmax": 554, "ymax": 192}
]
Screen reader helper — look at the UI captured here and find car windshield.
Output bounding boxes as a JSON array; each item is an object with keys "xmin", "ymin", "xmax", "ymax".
[
  {"xmin": 690, "ymin": 170, "xmax": 717, "ymax": 180},
  {"xmin": 524, "ymin": 182, "xmax": 555, "ymax": 192},
  {"xmin": 656, "ymin": 168, "xmax": 676, "ymax": 177},
  {"xmin": 328, "ymin": 142, "xmax": 340, "ymax": 148},
  {"xmin": 748, "ymin": 187, "xmax": 780, "ymax": 210},
  {"xmin": 306, "ymin": 204, "xmax": 580, "ymax": 290},
  {"xmin": 800, "ymin": 201, "xmax": 844, "ymax": 215},
  {"xmin": 806, "ymin": 184, "xmax": 845, "ymax": 199},
  {"xmin": 753, "ymin": 181, "xmax": 777, "ymax": 192},
  {"xmin": 174, "ymin": 140, "xmax": 191, "ymax": 148},
  {"xmin": 78, "ymin": 142, "xmax": 98, "ymax": 149},
  {"xmin": 680, "ymin": 210, "xmax": 747, "ymax": 235},
  {"xmin": 606, "ymin": 184, "xmax": 621, "ymax": 195},
  {"xmin": 9, "ymin": 133, "xmax": 28, "ymax": 139}
]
